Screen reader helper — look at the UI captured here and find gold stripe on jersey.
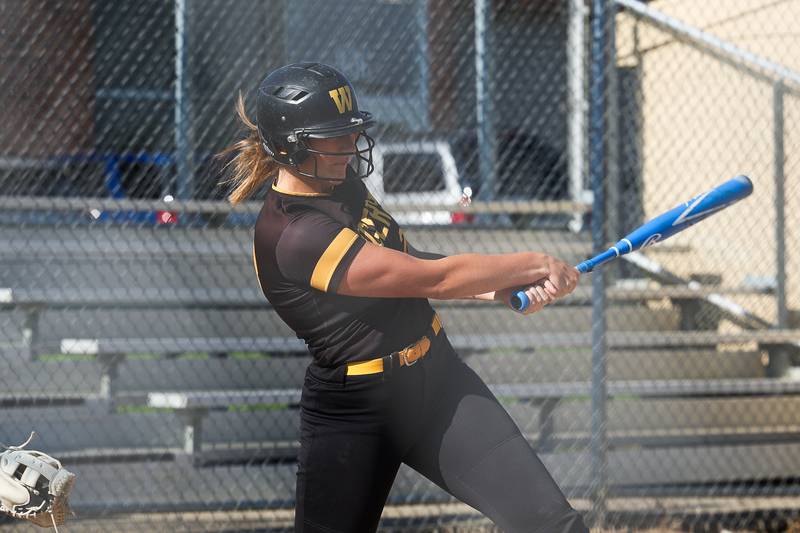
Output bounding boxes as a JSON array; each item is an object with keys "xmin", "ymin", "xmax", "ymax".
[
  {"xmin": 311, "ymin": 228, "xmax": 359, "ymax": 292},
  {"xmin": 252, "ymin": 243, "xmax": 266, "ymax": 291}
]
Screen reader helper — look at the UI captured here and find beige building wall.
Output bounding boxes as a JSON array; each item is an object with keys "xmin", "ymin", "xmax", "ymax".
[{"xmin": 615, "ymin": 1, "xmax": 800, "ymax": 324}]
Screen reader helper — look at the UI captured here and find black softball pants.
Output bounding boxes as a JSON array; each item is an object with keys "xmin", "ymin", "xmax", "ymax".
[{"xmin": 294, "ymin": 332, "xmax": 588, "ymax": 533}]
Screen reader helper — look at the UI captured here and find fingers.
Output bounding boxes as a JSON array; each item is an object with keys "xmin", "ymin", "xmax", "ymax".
[
  {"xmin": 519, "ymin": 283, "xmax": 553, "ymax": 314},
  {"xmin": 543, "ymin": 278, "xmax": 558, "ymax": 296},
  {"xmin": 544, "ymin": 257, "xmax": 580, "ymax": 298},
  {"xmin": 531, "ymin": 284, "xmax": 552, "ymax": 303}
]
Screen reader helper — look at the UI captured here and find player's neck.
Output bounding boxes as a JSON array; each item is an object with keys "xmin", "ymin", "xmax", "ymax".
[{"xmin": 274, "ymin": 167, "xmax": 335, "ymax": 195}]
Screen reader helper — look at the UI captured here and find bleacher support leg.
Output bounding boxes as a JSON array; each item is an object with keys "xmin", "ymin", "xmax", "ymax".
[
  {"xmin": 537, "ymin": 398, "xmax": 559, "ymax": 452},
  {"xmin": 177, "ymin": 408, "xmax": 208, "ymax": 457},
  {"xmin": 22, "ymin": 305, "xmax": 42, "ymax": 360},
  {"xmin": 678, "ymin": 300, "xmax": 721, "ymax": 332},
  {"xmin": 97, "ymin": 353, "xmax": 125, "ymax": 405},
  {"xmin": 765, "ymin": 345, "xmax": 791, "ymax": 378}
]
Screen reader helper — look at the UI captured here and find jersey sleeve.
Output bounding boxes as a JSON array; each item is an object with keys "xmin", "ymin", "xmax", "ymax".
[
  {"xmin": 405, "ymin": 242, "xmax": 446, "ymax": 260},
  {"xmin": 274, "ymin": 210, "xmax": 366, "ymax": 293}
]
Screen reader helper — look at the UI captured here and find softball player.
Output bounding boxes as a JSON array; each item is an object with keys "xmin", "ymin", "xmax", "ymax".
[{"xmin": 223, "ymin": 63, "xmax": 587, "ymax": 533}]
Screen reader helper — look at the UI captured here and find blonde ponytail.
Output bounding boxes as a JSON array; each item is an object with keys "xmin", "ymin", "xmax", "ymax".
[{"xmin": 219, "ymin": 92, "xmax": 279, "ymax": 204}]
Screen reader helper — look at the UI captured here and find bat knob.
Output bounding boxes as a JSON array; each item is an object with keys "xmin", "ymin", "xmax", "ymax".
[{"xmin": 510, "ymin": 291, "xmax": 529, "ymax": 312}]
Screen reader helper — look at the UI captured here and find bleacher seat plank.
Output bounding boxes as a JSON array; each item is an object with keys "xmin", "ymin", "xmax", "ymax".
[
  {"xmin": 0, "ymin": 392, "xmax": 94, "ymax": 408},
  {"xmin": 149, "ymin": 389, "xmax": 302, "ymax": 409},
  {"xmin": 436, "ymin": 305, "xmax": 681, "ymax": 335},
  {"xmin": 61, "ymin": 336, "xmax": 306, "ymax": 355},
  {"xmin": 493, "ymin": 378, "xmax": 800, "ymax": 399},
  {"xmin": 0, "ymin": 361, "xmax": 102, "ymax": 394},
  {"xmin": 117, "ymin": 356, "xmax": 310, "ymax": 392},
  {"xmin": 0, "ymin": 262, "xmax": 254, "ymax": 294},
  {"xmin": 0, "ymin": 227, "xmax": 253, "ymax": 257},
  {"xmin": 465, "ymin": 349, "xmax": 764, "ymax": 382},
  {"xmin": 0, "ymin": 348, "xmax": 764, "ymax": 399},
  {"xmin": 53, "ymin": 329, "xmax": 800, "ymax": 357},
  {"xmin": 2, "ymin": 407, "xmax": 298, "ymax": 452},
  {"xmin": 533, "ymin": 395, "xmax": 800, "ymax": 434},
  {"xmin": 0, "ymin": 287, "xmax": 264, "ymax": 308},
  {"xmin": 566, "ymin": 442, "xmax": 800, "ymax": 489},
  {"xmin": 145, "ymin": 378, "xmax": 800, "ymax": 412},
  {"xmin": 449, "ymin": 329, "xmax": 800, "ymax": 351}
]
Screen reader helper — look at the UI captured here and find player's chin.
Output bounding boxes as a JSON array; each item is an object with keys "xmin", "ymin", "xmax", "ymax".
[{"xmin": 325, "ymin": 165, "xmax": 349, "ymax": 182}]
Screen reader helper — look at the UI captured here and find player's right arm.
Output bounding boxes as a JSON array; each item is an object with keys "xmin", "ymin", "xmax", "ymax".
[
  {"xmin": 267, "ymin": 209, "xmax": 577, "ymax": 307},
  {"xmin": 339, "ymin": 241, "xmax": 577, "ymax": 302}
]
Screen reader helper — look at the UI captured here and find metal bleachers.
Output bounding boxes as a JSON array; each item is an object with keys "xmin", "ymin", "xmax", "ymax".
[{"xmin": 2, "ymin": 226, "xmax": 799, "ymax": 518}]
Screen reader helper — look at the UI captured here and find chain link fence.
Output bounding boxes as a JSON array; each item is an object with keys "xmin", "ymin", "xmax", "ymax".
[{"xmin": 1, "ymin": 0, "xmax": 799, "ymax": 531}]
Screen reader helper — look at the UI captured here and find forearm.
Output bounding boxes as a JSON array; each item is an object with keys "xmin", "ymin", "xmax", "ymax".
[{"xmin": 431, "ymin": 252, "xmax": 549, "ymax": 300}]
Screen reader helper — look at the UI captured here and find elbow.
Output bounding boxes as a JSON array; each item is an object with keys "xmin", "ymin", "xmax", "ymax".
[
  {"xmin": 427, "ymin": 261, "xmax": 457, "ymax": 300},
  {"xmin": 428, "ymin": 282, "xmax": 449, "ymax": 300},
  {"xmin": 382, "ymin": 255, "xmax": 453, "ymax": 299}
]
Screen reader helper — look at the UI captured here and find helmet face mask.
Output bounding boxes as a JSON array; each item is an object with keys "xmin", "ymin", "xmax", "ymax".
[
  {"xmin": 256, "ymin": 63, "xmax": 376, "ymax": 183},
  {"xmin": 269, "ymin": 130, "xmax": 375, "ymax": 183}
]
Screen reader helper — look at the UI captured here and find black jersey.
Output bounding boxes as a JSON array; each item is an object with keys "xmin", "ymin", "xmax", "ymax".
[{"xmin": 252, "ymin": 177, "xmax": 438, "ymax": 368}]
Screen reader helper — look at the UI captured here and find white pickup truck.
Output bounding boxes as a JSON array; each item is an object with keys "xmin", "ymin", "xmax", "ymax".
[{"xmin": 364, "ymin": 140, "xmax": 466, "ymax": 225}]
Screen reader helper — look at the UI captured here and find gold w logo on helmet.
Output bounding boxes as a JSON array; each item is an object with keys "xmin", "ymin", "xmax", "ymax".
[{"xmin": 328, "ymin": 86, "xmax": 353, "ymax": 114}]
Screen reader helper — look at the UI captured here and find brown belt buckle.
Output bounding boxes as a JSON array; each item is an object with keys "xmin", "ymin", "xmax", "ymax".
[{"xmin": 401, "ymin": 336, "xmax": 430, "ymax": 366}]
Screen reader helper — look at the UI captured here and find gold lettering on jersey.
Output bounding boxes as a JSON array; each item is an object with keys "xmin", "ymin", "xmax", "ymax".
[
  {"xmin": 328, "ymin": 86, "xmax": 353, "ymax": 114},
  {"xmin": 359, "ymin": 193, "xmax": 393, "ymax": 246},
  {"xmin": 359, "ymin": 218, "xmax": 390, "ymax": 245},
  {"xmin": 399, "ymin": 229, "xmax": 408, "ymax": 253}
]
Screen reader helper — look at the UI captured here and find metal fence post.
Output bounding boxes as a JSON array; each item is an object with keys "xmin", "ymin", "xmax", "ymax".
[
  {"xmin": 770, "ymin": 80, "xmax": 790, "ymax": 377},
  {"xmin": 475, "ymin": 0, "xmax": 497, "ymax": 201},
  {"xmin": 568, "ymin": 0, "xmax": 588, "ymax": 232},
  {"xmin": 175, "ymin": 0, "xmax": 193, "ymax": 200},
  {"xmin": 774, "ymin": 80, "xmax": 787, "ymax": 329},
  {"xmin": 589, "ymin": 0, "xmax": 610, "ymax": 526}
]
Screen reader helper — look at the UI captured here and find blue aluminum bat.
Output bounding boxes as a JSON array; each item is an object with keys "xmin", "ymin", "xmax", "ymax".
[{"xmin": 511, "ymin": 175, "xmax": 754, "ymax": 312}]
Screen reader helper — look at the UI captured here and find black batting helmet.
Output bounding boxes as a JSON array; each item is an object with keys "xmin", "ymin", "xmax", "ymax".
[{"xmin": 255, "ymin": 62, "xmax": 375, "ymax": 181}]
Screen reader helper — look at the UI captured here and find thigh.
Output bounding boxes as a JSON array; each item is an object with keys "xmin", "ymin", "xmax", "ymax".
[
  {"xmin": 295, "ymin": 371, "xmax": 401, "ymax": 532},
  {"xmin": 403, "ymin": 349, "xmax": 587, "ymax": 533}
]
